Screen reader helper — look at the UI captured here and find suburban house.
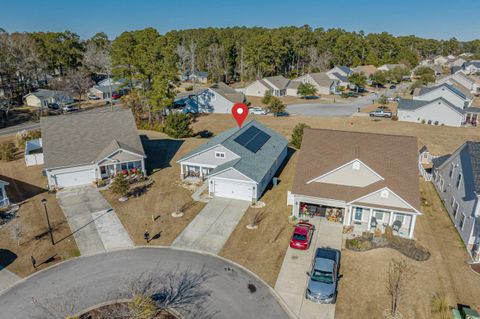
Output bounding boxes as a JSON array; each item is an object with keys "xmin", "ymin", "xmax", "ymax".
[
  {"xmin": 245, "ymin": 75, "xmax": 290, "ymax": 97},
  {"xmin": 434, "ymin": 55, "xmax": 449, "ymax": 66},
  {"xmin": 181, "ymin": 71, "xmax": 209, "ymax": 83},
  {"xmin": 40, "ymin": 109, "xmax": 146, "ymax": 190},
  {"xmin": 0, "ymin": 179, "xmax": 10, "ymax": 208},
  {"xmin": 413, "ymin": 83, "xmax": 472, "ymax": 108},
  {"xmin": 176, "ymin": 82, "xmax": 245, "ymax": 114},
  {"xmin": 463, "ymin": 61, "xmax": 480, "ymax": 75},
  {"xmin": 397, "ymin": 98, "xmax": 467, "ymax": 127},
  {"xmin": 352, "ymin": 65, "xmax": 378, "ymax": 78},
  {"xmin": 293, "ymin": 72, "xmax": 339, "ymax": 95},
  {"xmin": 377, "ymin": 63, "xmax": 407, "ymax": 72},
  {"xmin": 326, "ymin": 66, "xmax": 352, "ymax": 87},
  {"xmin": 431, "ymin": 141, "xmax": 480, "ymax": 262},
  {"xmin": 23, "ymin": 89, "xmax": 74, "ymax": 108},
  {"xmin": 289, "ymin": 129, "xmax": 421, "ymax": 238},
  {"xmin": 177, "ymin": 120, "xmax": 288, "ymax": 202},
  {"xmin": 89, "ymin": 84, "xmax": 122, "ymax": 100},
  {"xmin": 437, "ymin": 72, "xmax": 477, "ymax": 94}
]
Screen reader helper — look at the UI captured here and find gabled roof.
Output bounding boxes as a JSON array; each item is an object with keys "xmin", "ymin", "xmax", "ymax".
[
  {"xmin": 419, "ymin": 83, "xmax": 467, "ymax": 100},
  {"xmin": 24, "ymin": 89, "xmax": 71, "ymax": 99},
  {"xmin": 178, "ymin": 120, "xmax": 288, "ymax": 184},
  {"xmin": 337, "ymin": 66, "xmax": 353, "ymax": 75},
  {"xmin": 432, "ymin": 154, "xmax": 451, "ymax": 168},
  {"xmin": 308, "ymin": 73, "xmax": 336, "ymax": 87},
  {"xmin": 329, "ymin": 72, "xmax": 348, "ymax": 82},
  {"xmin": 91, "ymin": 84, "xmax": 121, "ymax": 94},
  {"xmin": 292, "ymin": 129, "xmax": 420, "ymax": 212},
  {"xmin": 41, "ymin": 108, "xmax": 145, "ymax": 170},
  {"xmin": 209, "ymin": 82, "xmax": 244, "ymax": 103},
  {"xmin": 264, "ymin": 75, "xmax": 290, "ymax": 90},
  {"xmin": 397, "ymin": 97, "xmax": 465, "ymax": 114}
]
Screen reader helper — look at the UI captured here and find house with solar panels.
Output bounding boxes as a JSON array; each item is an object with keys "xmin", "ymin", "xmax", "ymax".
[{"xmin": 177, "ymin": 120, "xmax": 288, "ymax": 202}]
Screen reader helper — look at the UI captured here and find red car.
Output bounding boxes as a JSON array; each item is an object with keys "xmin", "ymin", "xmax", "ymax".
[{"xmin": 290, "ymin": 222, "xmax": 315, "ymax": 250}]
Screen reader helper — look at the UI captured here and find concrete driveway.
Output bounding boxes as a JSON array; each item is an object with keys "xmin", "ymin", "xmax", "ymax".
[
  {"xmin": 57, "ymin": 186, "xmax": 133, "ymax": 255},
  {"xmin": 0, "ymin": 248, "xmax": 292, "ymax": 319},
  {"xmin": 275, "ymin": 219, "xmax": 343, "ymax": 319},
  {"xmin": 0, "ymin": 268, "xmax": 20, "ymax": 293},
  {"xmin": 172, "ymin": 197, "xmax": 250, "ymax": 254}
]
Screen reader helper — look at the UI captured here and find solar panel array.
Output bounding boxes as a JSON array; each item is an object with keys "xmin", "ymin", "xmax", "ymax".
[{"xmin": 234, "ymin": 126, "xmax": 271, "ymax": 153}]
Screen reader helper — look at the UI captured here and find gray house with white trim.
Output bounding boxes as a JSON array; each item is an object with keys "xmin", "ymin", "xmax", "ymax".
[
  {"xmin": 177, "ymin": 120, "xmax": 288, "ymax": 202},
  {"xmin": 432, "ymin": 141, "xmax": 480, "ymax": 262},
  {"xmin": 41, "ymin": 109, "xmax": 146, "ymax": 190}
]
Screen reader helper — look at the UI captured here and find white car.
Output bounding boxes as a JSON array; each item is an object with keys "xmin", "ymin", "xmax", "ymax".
[{"xmin": 249, "ymin": 107, "xmax": 267, "ymax": 115}]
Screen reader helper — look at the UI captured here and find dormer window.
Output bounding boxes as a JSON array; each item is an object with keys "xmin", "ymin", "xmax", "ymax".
[
  {"xmin": 215, "ymin": 152, "xmax": 226, "ymax": 159},
  {"xmin": 380, "ymin": 189, "xmax": 389, "ymax": 198}
]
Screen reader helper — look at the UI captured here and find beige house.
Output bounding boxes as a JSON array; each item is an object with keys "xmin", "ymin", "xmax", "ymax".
[
  {"xmin": 24, "ymin": 89, "xmax": 73, "ymax": 108},
  {"xmin": 293, "ymin": 73, "xmax": 338, "ymax": 95},
  {"xmin": 289, "ymin": 129, "xmax": 421, "ymax": 238}
]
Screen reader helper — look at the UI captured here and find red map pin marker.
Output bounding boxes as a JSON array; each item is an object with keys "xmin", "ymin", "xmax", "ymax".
[{"xmin": 232, "ymin": 103, "xmax": 248, "ymax": 128}]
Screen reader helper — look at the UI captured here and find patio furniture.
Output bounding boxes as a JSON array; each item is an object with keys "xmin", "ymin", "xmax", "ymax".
[
  {"xmin": 392, "ymin": 220, "xmax": 402, "ymax": 232},
  {"xmin": 370, "ymin": 217, "xmax": 377, "ymax": 229}
]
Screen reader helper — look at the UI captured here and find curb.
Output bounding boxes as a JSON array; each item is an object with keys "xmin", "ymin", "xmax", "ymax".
[{"xmin": 0, "ymin": 246, "xmax": 297, "ymax": 319}]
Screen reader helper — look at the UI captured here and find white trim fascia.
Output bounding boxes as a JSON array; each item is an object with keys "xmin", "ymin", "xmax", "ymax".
[
  {"xmin": 99, "ymin": 148, "xmax": 146, "ymax": 163},
  {"xmin": 349, "ymin": 203, "xmax": 417, "ymax": 216},
  {"xmin": 415, "ymin": 98, "xmax": 465, "ymax": 116},
  {"xmin": 347, "ymin": 186, "xmax": 422, "ymax": 215},
  {"xmin": 176, "ymin": 144, "xmax": 240, "ymax": 164},
  {"xmin": 180, "ymin": 161, "xmax": 217, "ymax": 169},
  {"xmin": 209, "ymin": 175, "xmax": 257, "ymax": 185},
  {"xmin": 306, "ymin": 159, "xmax": 384, "ymax": 184},
  {"xmin": 290, "ymin": 193, "xmax": 347, "ymax": 207},
  {"xmin": 208, "ymin": 167, "xmax": 255, "ymax": 183}
]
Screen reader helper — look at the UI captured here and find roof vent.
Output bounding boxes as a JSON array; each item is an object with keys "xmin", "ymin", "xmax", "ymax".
[
  {"xmin": 352, "ymin": 161, "xmax": 360, "ymax": 170},
  {"xmin": 380, "ymin": 189, "xmax": 389, "ymax": 198}
]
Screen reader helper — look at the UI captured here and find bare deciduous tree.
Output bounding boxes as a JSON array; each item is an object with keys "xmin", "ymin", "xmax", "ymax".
[
  {"xmin": 83, "ymin": 41, "xmax": 111, "ymax": 74},
  {"xmin": 385, "ymin": 258, "xmax": 416, "ymax": 318},
  {"xmin": 63, "ymin": 68, "xmax": 93, "ymax": 100},
  {"xmin": 307, "ymin": 46, "xmax": 332, "ymax": 73}
]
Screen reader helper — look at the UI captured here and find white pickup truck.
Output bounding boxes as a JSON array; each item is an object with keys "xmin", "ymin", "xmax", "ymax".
[{"xmin": 369, "ymin": 109, "xmax": 392, "ymax": 118}]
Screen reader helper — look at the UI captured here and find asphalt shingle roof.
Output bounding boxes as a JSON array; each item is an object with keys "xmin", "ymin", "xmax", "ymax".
[
  {"xmin": 178, "ymin": 120, "xmax": 288, "ymax": 183},
  {"xmin": 465, "ymin": 142, "xmax": 480, "ymax": 194},
  {"xmin": 397, "ymin": 97, "xmax": 465, "ymax": 114},
  {"xmin": 419, "ymin": 83, "xmax": 467, "ymax": 100},
  {"xmin": 264, "ymin": 75, "xmax": 290, "ymax": 90},
  {"xmin": 291, "ymin": 129, "xmax": 420, "ymax": 212},
  {"xmin": 209, "ymin": 82, "xmax": 244, "ymax": 103},
  {"xmin": 41, "ymin": 108, "xmax": 145, "ymax": 170}
]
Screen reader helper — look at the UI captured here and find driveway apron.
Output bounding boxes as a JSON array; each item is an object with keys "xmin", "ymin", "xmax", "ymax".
[
  {"xmin": 57, "ymin": 186, "xmax": 133, "ymax": 255},
  {"xmin": 172, "ymin": 197, "xmax": 250, "ymax": 254}
]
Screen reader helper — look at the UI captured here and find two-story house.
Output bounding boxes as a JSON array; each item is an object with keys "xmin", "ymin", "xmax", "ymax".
[{"xmin": 432, "ymin": 141, "xmax": 480, "ymax": 262}]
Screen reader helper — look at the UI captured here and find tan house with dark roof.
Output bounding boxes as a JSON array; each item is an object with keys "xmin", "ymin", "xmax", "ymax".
[{"xmin": 289, "ymin": 129, "xmax": 421, "ymax": 238}]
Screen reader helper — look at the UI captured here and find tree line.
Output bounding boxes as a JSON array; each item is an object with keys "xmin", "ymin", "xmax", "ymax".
[{"xmin": 1, "ymin": 25, "xmax": 480, "ymax": 125}]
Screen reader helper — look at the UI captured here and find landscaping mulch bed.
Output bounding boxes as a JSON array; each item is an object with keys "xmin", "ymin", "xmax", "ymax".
[{"xmin": 346, "ymin": 228, "xmax": 430, "ymax": 261}]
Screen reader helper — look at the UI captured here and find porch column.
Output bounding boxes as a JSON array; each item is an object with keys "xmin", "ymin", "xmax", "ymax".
[
  {"xmin": 367, "ymin": 208, "xmax": 373, "ymax": 231},
  {"xmin": 389, "ymin": 212, "xmax": 395, "ymax": 225},
  {"xmin": 344, "ymin": 206, "xmax": 351, "ymax": 226},
  {"xmin": 180, "ymin": 164, "xmax": 184, "ymax": 179},
  {"xmin": 293, "ymin": 200, "xmax": 300, "ymax": 218},
  {"xmin": 408, "ymin": 215, "xmax": 417, "ymax": 238},
  {"xmin": 141, "ymin": 160, "xmax": 146, "ymax": 176},
  {"xmin": 199, "ymin": 166, "xmax": 203, "ymax": 178}
]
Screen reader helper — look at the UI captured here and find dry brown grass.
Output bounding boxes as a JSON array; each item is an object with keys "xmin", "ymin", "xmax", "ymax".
[
  {"xmin": 336, "ymin": 180, "xmax": 480, "ymax": 319},
  {"xmin": 0, "ymin": 152, "xmax": 79, "ymax": 277},
  {"xmin": 102, "ymin": 131, "xmax": 206, "ymax": 246},
  {"xmin": 219, "ymin": 150, "xmax": 298, "ymax": 286},
  {"xmin": 361, "ymin": 102, "xmax": 398, "ymax": 113}
]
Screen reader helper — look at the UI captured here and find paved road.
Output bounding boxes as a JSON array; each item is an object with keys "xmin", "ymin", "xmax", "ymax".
[
  {"xmin": 0, "ymin": 267, "xmax": 21, "ymax": 293},
  {"xmin": 173, "ymin": 198, "xmax": 250, "ymax": 254},
  {"xmin": 286, "ymin": 84, "xmax": 410, "ymax": 117},
  {"xmin": 275, "ymin": 219, "xmax": 343, "ymax": 319},
  {"xmin": 57, "ymin": 186, "xmax": 133, "ymax": 255},
  {"xmin": 0, "ymin": 248, "xmax": 292, "ymax": 319},
  {"xmin": 286, "ymin": 94, "xmax": 375, "ymax": 117}
]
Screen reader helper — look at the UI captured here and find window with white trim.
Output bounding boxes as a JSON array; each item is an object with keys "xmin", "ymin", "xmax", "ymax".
[
  {"xmin": 453, "ymin": 202, "xmax": 459, "ymax": 218},
  {"xmin": 449, "ymin": 163, "xmax": 455, "ymax": 178},
  {"xmin": 459, "ymin": 213, "xmax": 465, "ymax": 229},
  {"xmin": 215, "ymin": 152, "xmax": 226, "ymax": 159},
  {"xmin": 456, "ymin": 173, "xmax": 462, "ymax": 189},
  {"xmin": 451, "ymin": 197, "xmax": 455, "ymax": 208}
]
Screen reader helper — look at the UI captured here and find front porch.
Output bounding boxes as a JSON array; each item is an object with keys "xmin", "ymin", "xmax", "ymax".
[
  {"xmin": 180, "ymin": 163, "xmax": 213, "ymax": 181},
  {"xmin": 346, "ymin": 205, "xmax": 417, "ymax": 238},
  {"xmin": 98, "ymin": 160, "xmax": 145, "ymax": 180}
]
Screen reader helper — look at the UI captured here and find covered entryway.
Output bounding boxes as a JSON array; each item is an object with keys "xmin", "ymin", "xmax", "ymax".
[
  {"xmin": 211, "ymin": 179, "xmax": 254, "ymax": 202},
  {"xmin": 55, "ymin": 169, "xmax": 96, "ymax": 188}
]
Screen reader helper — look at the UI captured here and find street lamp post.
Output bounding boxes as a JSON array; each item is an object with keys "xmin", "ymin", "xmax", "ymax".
[{"xmin": 41, "ymin": 198, "xmax": 54, "ymax": 245}]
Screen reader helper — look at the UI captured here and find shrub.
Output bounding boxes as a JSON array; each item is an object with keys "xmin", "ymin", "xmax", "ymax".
[
  {"xmin": 421, "ymin": 119, "xmax": 426, "ymax": 124},
  {"xmin": 261, "ymin": 90, "xmax": 273, "ymax": 105},
  {"xmin": 14, "ymin": 130, "xmax": 29, "ymax": 149},
  {"xmin": 267, "ymin": 97, "xmax": 286, "ymax": 115},
  {"xmin": 290, "ymin": 123, "xmax": 310, "ymax": 149},
  {"xmin": 110, "ymin": 173, "xmax": 130, "ymax": 197},
  {"xmin": 0, "ymin": 142, "xmax": 18, "ymax": 161},
  {"xmin": 297, "ymin": 83, "xmax": 317, "ymax": 98},
  {"xmin": 185, "ymin": 85, "xmax": 194, "ymax": 91},
  {"xmin": 164, "ymin": 113, "xmax": 193, "ymax": 138},
  {"xmin": 28, "ymin": 130, "xmax": 41, "ymax": 140}
]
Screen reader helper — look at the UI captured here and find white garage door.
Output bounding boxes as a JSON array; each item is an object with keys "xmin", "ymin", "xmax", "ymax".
[
  {"xmin": 213, "ymin": 179, "xmax": 254, "ymax": 201},
  {"xmin": 55, "ymin": 169, "xmax": 96, "ymax": 188}
]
